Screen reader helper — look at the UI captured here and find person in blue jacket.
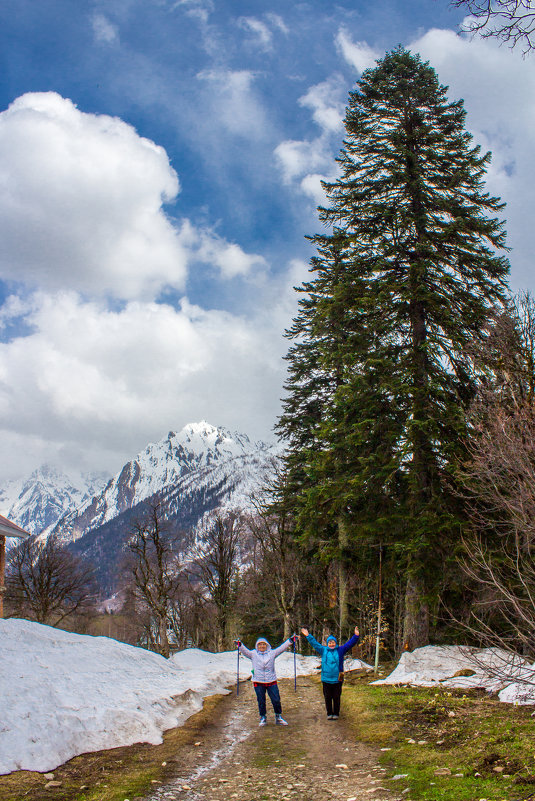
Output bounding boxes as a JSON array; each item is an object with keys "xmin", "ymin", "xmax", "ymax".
[{"xmin": 301, "ymin": 625, "xmax": 360, "ymax": 719}]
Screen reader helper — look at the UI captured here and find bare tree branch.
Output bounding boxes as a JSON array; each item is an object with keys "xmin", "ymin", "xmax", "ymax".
[
  {"xmin": 189, "ymin": 511, "xmax": 243, "ymax": 650},
  {"xmin": 452, "ymin": 0, "xmax": 535, "ymax": 54},
  {"xmin": 6, "ymin": 535, "xmax": 96, "ymax": 625},
  {"xmin": 127, "ymin": 503, "xmax": 183, "ymax": 657}
]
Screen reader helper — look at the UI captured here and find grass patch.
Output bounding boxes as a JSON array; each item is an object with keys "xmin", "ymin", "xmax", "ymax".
[
  {"xmin": 343, "ymin": 673, "xmax": 535, "ymax": 801},
  {"xmin": 0, "ymin": 694, "xmax": 226, "ymax": 801}
]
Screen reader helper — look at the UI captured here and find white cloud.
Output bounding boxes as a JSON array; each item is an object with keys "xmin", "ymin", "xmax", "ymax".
[
  {"xmin": 196, "ymin": 229, "xmax": 267, "ymax": 280},
  {"xmin": 274, "ymin": 77, "xmax": 344, "ymax": 198},
  {"xmin": 91, "ymin": 13, "xmax": 119, "ymax": 44},
  {"xmin": 335, "ymin": 28, "xmax": 379, "ymax": 74},
  {"xmin": 299, "ymin": 173, "xmax": 330, "ymax": 205},
  {"xmin": 237, "ymin": 13, "xmax": 289, "ymax": 50},
  {"xmin": 0, "ymin": 93, "xmax": 183, "ymax": 300},
  {"xmin": 0, "ymin": 92, "xmax": 267, "ymax": 299},
  {"xmin": 0, "ymin": 269, "xmax": 304, "ymax": 478},
  {"xmin": 274, "ymin": 137, "xmax": 331, "ymax": 184},
  {"xmin": 237, "ymin": 17, "xmax": 273, "ymax": 50},
  {"xmin": 196, "ymin": 70, "xmax": 269, "ymax": 139},
  {"xmin": 409, "ymin": 28, "xmax": 535, "ymax": 291},
  {"xmin": 265, "ymin": 13, "xmax": 289, "ymax": 35},
  {"xmin": 299, "ymin": 75, "xmax": 346, "ymax": 133},
  {"xmin": 170, "ymin": 0, "xmax": 214, "ymax": 22}
]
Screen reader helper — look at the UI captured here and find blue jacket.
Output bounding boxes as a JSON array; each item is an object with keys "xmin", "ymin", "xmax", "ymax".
[{"xmin": 306, "ymin": 633, "xmax": 360, "ymax": 683}]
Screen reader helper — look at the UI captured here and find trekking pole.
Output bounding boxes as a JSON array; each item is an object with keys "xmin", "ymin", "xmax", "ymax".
[
  {"xmin": 234, "ymin": 640, "xmax": 240, "ymax": 696},
  {"xmin": 293, "ymin": 635, "xmax": 297, "ymax": 692}
]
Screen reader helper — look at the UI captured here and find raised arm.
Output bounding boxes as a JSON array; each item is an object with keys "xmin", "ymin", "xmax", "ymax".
[
  {"xmin": 236, "ymin": 640, "xmax": 254, "ymax": 659},
  {"xmin": 340, "ymin": 626, "xmax": 360, "ymax": 656},
  {"xmin": 272, "ymin": 638, "xmax": 293, "ymax": 658},
  {"xmin": 305, "ymin": 632, "xmax": 325, "ymax": 655}
]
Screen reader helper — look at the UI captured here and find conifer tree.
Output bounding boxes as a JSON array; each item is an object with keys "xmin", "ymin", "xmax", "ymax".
[{"xmin": 277, "ymin": 48, "xmax": 510, "ymax": 648}]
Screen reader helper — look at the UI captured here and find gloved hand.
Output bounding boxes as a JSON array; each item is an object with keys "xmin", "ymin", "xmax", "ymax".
[{"xmin": 234, "ymin": 639, "xmax": 242, "ymax": 647}]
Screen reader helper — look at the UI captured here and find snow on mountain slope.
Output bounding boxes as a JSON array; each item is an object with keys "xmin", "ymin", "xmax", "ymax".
[
  {"xmin": 0, "ymin": 464, "xmax": 108, "ymax": 536},
  {"xmin": 49, "ymin": 422, "xmax": 280, "ymax": 544}
]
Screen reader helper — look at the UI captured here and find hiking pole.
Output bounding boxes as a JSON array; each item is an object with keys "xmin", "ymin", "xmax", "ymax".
[
  {"xmin": 293, "ymin": 634, "xmax": 297, "ymax": 692},
  {"xmin": 234, "ymin": 640, "xmax": 240, "ymax": 696}
]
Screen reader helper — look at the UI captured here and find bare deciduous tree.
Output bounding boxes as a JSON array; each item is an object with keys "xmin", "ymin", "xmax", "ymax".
[
  {"xmin": 6, "ymin": 535, "xmax": 96, "ymax": 626},
  {"xmin": 454, "ymin": 293, "xmax": 535, "ymax": 685},
  {"xmin": 127, "ymin": 503, "xmax": 183, "ymax": 658},
  {"xmin": 452, "ymin": 0, "xmax": 535, "ymax": 54},
  {"xmin": 190, "ymin": 511, "xmax": 243, "ymax": 650},
  {"xmin": 247, "ymin": 510, "xmax": 302, "ymax": 640}
]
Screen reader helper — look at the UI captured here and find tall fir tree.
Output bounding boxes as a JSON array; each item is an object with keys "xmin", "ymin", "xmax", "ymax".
[{"xmin": 277, "ymin": 48, "xmax": 510, "ymax": 648}]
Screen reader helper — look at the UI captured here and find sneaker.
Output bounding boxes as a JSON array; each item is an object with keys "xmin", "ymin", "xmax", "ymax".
[
  {"xmin": 259, "ymin": 716, "xmax": 267, "ymax": 726},
  {"xmin": 327, "ymin": 714, "xmax": 334, "ymax": 719},
  {"xmin": 275, "ymin": 715, "xmax": 288, "ymax": 725},
  {"xmin": 331, "ymin": 714, "xmax": 339, "ymax": 720}
]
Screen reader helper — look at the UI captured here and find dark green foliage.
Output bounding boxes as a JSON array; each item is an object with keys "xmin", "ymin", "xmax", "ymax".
[{"xmin": 277, "ymin": 48, "xmax": 510, "ymax": 648}]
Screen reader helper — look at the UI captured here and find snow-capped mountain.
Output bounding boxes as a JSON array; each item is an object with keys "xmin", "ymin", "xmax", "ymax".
[
  {"xmin": 0, "ymin": 464, "xmax": 109, "ymax": 536},
  {"xmin": 51, "ymin": 422, "xmax": 280, "ymax": 545},
  {"xmin": 1, "ymin": 422, "xmax": 281, "ymax": 591}
]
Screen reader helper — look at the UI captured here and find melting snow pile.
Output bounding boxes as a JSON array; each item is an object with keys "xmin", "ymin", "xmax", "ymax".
[
  {"xmin": 374, "ymin": 644, "xmax": 535, "ymax": 704},
  {"xmin": 0, "ymin": 619, "xmax": 371, "ymax": 775}
]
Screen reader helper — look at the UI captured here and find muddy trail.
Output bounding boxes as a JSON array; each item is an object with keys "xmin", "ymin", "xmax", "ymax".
[{"xmin": 144, "ymin": 677, "xmax": 402, "ymax": 801}]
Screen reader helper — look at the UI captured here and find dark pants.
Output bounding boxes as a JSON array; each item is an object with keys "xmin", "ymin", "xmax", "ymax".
[
  {"xmin": 254, "ymin": 682, "xmax": 282, "ymax": 716},
  {"xmin": 322, "ymin": 681, "xmax": 342, "ymax": 716}
]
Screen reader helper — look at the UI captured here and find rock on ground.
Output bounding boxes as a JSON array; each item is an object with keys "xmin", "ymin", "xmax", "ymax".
[{"xmin": 144, "ymin": 677, "xmax": 404, "ymax": 801}]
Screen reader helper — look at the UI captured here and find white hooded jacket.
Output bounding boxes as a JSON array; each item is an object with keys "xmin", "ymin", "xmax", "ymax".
[{"xmin": 238, "ymin": 637, "xmax": 292, "ymax": 683}]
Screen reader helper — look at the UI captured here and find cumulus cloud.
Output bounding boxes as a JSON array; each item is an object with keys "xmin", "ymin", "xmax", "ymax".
[
  {"xmin": 274, "ymin": 76, "xmax": 345, "ymax": 200},
  {"xmin": 196, "ymin": 229, "xmax": 267, "ymax": 280},
  {"xmin": 0, "ymin": 92, "xmax": 267, "ymax": 298},
  {"xmin": 0, "ymin": 270, "xmax": 303, "ymax": 478},
  {"xmin": 91, "ymin": 13, "xmax": 119, "ymax": 44},
  {"xmin": 0, "ymin": 93, "xmax": 184, "ymax": 300},
  {"xmin": 409, "ymin": 28, "xmax": 535, "ymax": 290},
  {"xmin": 335, "ymin": 28, "xmax": 379, "ymax": 73},
  {"xmin": 299, "ymin": 75, "xmax": 346, "ymax": 133}
]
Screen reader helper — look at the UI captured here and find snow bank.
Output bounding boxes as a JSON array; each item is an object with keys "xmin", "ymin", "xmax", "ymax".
[
  {"xmin": 171, "ymin": 645, "xmax": 371, "ymax": 682},
  {"xmin": 373, "ymin": 645, "xmax": 533, "ymax": 699},
  {"xmin": 0, "ymin": 619, "xmax": 371, "ymax": 775},
  {"xmin": 1, "ymin": 619, "xmax": 213, "ymax": 774},
  {"xmin": 498, "ymin": 662, "xmax": 535, "ymax": 705}
]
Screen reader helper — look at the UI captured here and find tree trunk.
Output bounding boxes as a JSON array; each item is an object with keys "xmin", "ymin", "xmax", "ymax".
[
  {"xmin": 337, "ymin": 516, "xmax": 349, "ymax": 637},
  {"xmin": 158, "ymin": 615, "xmax": 170, "ymax": 658},
  {"xmin": 402, "ymin": 571, "xmax": 429, "ymax": 650}
]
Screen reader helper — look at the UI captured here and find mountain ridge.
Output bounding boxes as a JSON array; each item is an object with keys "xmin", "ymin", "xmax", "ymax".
[{"xmin": 2, "ymin": 422, "xmax": 281, "ymax": 591}]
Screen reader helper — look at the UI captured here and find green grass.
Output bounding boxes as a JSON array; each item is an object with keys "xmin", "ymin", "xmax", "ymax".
[{"xmin": 343, "ymin": 675, "xmax": 535, "ymax": 801}]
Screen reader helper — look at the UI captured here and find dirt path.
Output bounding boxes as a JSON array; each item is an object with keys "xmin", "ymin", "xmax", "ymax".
[{"xmin": 145, "ymin": 677, "xmax": 403, "ymax": 801}]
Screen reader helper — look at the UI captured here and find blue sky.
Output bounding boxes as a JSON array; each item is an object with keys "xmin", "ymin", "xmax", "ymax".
[{"xmin": 0, "ymin": 0, "xmax": 533, "ymax": 482}]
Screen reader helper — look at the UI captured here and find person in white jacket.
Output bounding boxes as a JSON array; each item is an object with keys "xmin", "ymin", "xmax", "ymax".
[{"xmin": 235, "ymin": 635, "xmax": 297, "ymax": 726}]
